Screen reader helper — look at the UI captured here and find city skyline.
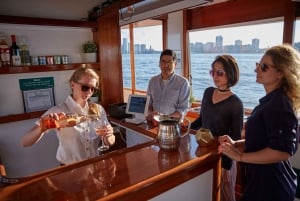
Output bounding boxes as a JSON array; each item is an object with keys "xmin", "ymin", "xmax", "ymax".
[
  {"xmin": 121, "ymin": 35, "xmax": 262, "ymax": 53},
  {"xmin": 121, "ymin": 20, "xmax": 300, "ymax": 51}
]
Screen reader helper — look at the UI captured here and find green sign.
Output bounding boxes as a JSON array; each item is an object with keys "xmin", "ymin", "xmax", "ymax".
[{"xmin": 19, "ymin": 77, "xmax": 54, "ymax": 91}]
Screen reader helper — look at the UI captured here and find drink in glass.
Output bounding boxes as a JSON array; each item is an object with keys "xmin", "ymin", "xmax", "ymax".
[{"xmin": 93, "ymin": 118, "xmax": 110, "ymax": 152}]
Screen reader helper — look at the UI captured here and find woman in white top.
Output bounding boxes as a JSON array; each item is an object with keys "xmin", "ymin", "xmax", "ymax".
[{"xmin": 21, "ymin": 67, "xmax": 115, "ymax": 165}]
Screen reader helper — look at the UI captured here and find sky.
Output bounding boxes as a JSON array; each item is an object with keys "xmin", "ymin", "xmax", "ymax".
[
  {"xmin": 121, "ymin": 25, "xmax": 163, "ymax": 51},
  {"xmin": 122, "ymin": 20, "xmax": 300, "ymax": 51},
  {"xmin": 189, "ymin": 21, "xmax": 300, "ymax": 49}
]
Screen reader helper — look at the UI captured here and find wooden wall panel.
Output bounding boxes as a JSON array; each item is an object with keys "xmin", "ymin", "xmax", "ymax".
[
  {"xmin": 97, "ymin": 13, "xmax": 124, "ymax": 109},
  {"xmin": 187, "ymin": 0, "xmax": 294, "ymax": 30},
  {"xmin": 0, "ymin": 15, "xmax": 97, "ymax": 28}
]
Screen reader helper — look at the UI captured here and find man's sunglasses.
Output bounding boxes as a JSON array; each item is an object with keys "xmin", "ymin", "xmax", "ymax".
[
  {"xmin": 74, "ymin": 81, "xmax": 97, "ymax": 92},
  {"xmin": 209, "ymin": 69, "xmax": 225, "ymax": 77},
  {"xmin": 256, "ymin": 62, "xmax": 273, "ymax": 72}
]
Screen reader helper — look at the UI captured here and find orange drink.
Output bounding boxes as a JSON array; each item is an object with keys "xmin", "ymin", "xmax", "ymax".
[
  {"xmin": 40, "ymin": 116, "xmax": 57, "ymax": 131},
  {"xmin": 95, "ymin": 128, "xmax": 107, "ymax": 136}
]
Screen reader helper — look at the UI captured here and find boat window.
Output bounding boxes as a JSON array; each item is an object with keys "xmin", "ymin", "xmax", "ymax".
[
  {"xmin": 121, "ymin": 19, "xmax": 163, "ymax": 100},
  {"xmin": 188, "ymin": 20, "xmax": 284, "ymax": 109}
]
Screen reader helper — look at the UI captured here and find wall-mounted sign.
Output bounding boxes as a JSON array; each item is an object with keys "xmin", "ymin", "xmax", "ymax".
[
  {"xmin": 19, "ymin": 77, "xmax": 54, "ymax": 91},
  {"xmin": 19, "ymin": 77, "xmax": 55, "ymax": 113}
]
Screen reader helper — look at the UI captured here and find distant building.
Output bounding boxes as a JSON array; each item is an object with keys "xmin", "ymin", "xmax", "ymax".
[
  {"xmin": 141, "ymin": 44, "xmax": 146, "ymax": 53},
  {"xmin": 252, "ymin": 38, "xmax": 259, "ymax": 52},
  {"xmin": 123, "ymin": 36, "xmax": 266, "ymax": 54},
  {"xmin": 216, "ymin": 36, "xmax": 223, "ymax": 52},
  {"xmin": 121, "ymin": 37, "xmax": 160, "ymax": 54},
  {"xmin": 134, "ymin": 44, "xmax": 141, "ymax": 53},
  {"xmin": 203, "ymin": 42, "xmax": 215, "ymax": 53},
  {"xmin": 234, "ymin": 40, "xmax": 242, "ymax": 53}
]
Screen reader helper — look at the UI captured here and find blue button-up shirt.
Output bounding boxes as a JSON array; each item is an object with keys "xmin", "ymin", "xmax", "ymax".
[{"xmin": 146, "ymin": 73, "xmax": 190, "ymax": 115}]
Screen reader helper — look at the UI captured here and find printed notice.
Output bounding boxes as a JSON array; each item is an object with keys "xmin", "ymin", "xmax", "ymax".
[{"xmin": 19, "ymin": 77, "xmax": 55, "ymax": 113}]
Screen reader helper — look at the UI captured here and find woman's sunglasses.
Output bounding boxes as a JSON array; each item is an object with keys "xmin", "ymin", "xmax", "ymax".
[
  {"xmin": 256, "ymin": 62, "xmax": 273, "ymax": 72},
  {"xmin": 74, "ymin": 81, "xmax": 97, "ymax": 92},
  {"xmin": 209, "ymin": 69, "xmax": 225, "ymax": 77}
]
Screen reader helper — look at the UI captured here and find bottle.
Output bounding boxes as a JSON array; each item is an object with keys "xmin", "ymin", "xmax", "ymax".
[
  {"xmin": 20, "ymin": 38, "xmax": 31, "ymax": 66},
  {"xmin": 10, "ymin": 35, "xmax": 21, "ymax": 66},
  {"xmin": 39, "ymin": 113, "xmax": 99, "ymax": 131},
  {"xmin": 40, "ymin": 113, "xmax": 80, "ymax": 131},
  {"xmin": 0, "ymin": 35, "xmax": 10, "ymax": 67}
]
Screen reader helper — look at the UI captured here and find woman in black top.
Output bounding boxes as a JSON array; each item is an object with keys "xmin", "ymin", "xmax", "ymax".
[
  {"xmin": 218, "ymin": 44, "xmax": 300, "ymax": 201},
  {"xmin": 191, "ymin": 55, "xmax": 244, "ymax": 201}
]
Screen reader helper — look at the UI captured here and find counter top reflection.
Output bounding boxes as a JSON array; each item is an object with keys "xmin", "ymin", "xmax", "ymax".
[{"xmin": 0, "ymin": 121, "xmax": 221, "ymax": 201}]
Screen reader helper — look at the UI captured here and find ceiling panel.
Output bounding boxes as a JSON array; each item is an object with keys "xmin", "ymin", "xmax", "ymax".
[{"xmin": 0, "ymin": 0, "xmax": 106, "ymax": 21}]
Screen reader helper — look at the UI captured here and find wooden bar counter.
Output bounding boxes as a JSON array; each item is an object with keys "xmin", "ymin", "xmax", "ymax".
[{"xmin": 0, "ymin": 119, "xmax": 221, "ymax": 201}]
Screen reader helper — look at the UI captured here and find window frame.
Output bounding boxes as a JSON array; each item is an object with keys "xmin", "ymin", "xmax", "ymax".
[{"xmin": 121, "ymin": 18, "xmax": 166, "ymax": 101}]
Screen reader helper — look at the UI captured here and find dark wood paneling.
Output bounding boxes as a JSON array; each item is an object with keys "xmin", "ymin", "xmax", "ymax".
[
  {"xmin": 0, "ymin": 15, "xmax": 97, "ymax": 28},
  {"xmin": 0, "ymin": 129, "xmax": 221, "ymax": 201},
  {"xmin": 97, "ymin": 13, "xmax": 123, "ymax": 109},
  {"xmin": 187, "ymin": 0, "xmax": 292, "ymax": 30},
  {"xmin": 0, "ymin": 63, "xmax": 99, "ymax": 74},
  {"xmin": 283, "ymin": 1, "xmax": 297, "ymax": 43}
]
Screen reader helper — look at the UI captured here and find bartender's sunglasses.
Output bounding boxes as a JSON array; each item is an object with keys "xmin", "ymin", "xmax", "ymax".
[{"xmin": 74, "ymin": 81, "xmax": 97, "ymax": 92}]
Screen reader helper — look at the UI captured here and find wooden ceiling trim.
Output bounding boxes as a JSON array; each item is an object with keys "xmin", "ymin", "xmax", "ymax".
[
  {"xmin": 187, "ymin": 0, "xmax": 292, "ymax": 30},
  {"xmin": 0, "ymin": 15, "xmax": 97, "ymax": 28}
]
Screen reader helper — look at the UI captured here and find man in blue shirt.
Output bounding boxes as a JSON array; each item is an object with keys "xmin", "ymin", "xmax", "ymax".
[{"xmin": 146, "ymin": 49, "xmax": 190, "ymax": 120}]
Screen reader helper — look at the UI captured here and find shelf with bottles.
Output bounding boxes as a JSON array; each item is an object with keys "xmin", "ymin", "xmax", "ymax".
[{"xmin": 0, "ymin": 63, "xmax": 100, "ymax": 74}]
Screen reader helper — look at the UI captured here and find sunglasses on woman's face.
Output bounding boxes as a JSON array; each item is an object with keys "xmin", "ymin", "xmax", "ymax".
[
  {"xmin": 256, "ymin": 62, "xmax": 273, "ymax": 72},
  {"xmin": 74, "ymin": 81, "xmax": 97, "ymax": 92},
  {"xmin": 209, "ymin": 69, "xmax": 226, "ymax": 77}
]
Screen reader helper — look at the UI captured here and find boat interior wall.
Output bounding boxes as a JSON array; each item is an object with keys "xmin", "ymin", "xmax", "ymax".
[
  {"xmin": 0, "ymin": 0, "xmax": 230, "ymax": 25},
  {"xmin": 119, "ymin": 0, "xmax": 213, "ymax": 25},
  {"xmin": 0, "ymin": 0, "xmax": 107, "ymax": 21}
]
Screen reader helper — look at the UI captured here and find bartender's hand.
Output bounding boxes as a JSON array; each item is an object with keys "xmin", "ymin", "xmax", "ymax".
[
  {"xmin": 40, "ymin": 112, "xmax": 66, "ymax": 132},
  {"xmin": 103, "ymin": 124, "xmax": 113, "ymax": 136},
  {"xmin": 103, "ymin": 124, "xmax": 115, "ymax": 146},
  {"xmin": 46, "ymin": 112, "xmax": 65, "ymax": 120}
]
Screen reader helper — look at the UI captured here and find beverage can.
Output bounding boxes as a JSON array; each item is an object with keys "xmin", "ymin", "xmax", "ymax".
[
  {"xmin": 54, "ymin": 55, "xmax": 61, "ymax": 64},
  {"xmin": 31, "ymin": 56, "xmax": 39, "ymax": 65},
  {"xmin": 61, "ymin": 55, "xmax": 69, "ymax": 64},
  {"xmin": 38, "ymin": 56, "xmax": 46, "ymax": 65},
  {"xmin": 46, "ymin": 56, "xmax": 54, "ymax": 65}
]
